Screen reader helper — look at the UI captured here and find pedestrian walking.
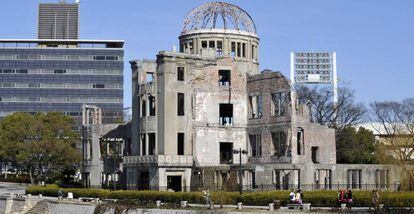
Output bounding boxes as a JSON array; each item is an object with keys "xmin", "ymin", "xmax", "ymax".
[
  {"xmin": 295, "ymin": 189, "xmax": 302, "ymax": 204},
  {"xmin": 57, "ymin": 188, "xmax": 64, "ymax": 200},
  {"xmin": 289, "ymin": 189, "xmax": 296, "ymax": 203},
  {"xmin": 345, "ymin": 188, "xmax": 353, "ymax": 210},
  {"xmin": 337, "ymin": 189, "xmax": 346, "ymax": 205},
  {"xmin": 370, "ymin": 189, "xmax": 380, "ymax": 210},
  {"xmin": 202, "ymin": 188, "xmax": 211, "ymax": 205}
]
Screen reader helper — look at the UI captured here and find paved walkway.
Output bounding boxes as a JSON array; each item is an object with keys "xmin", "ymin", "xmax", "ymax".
[{"xmin": 0, "ymin": 182, "xmax": 27, "ymax": 195}]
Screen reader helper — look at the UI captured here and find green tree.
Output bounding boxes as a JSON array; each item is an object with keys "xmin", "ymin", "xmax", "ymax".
[
  {"xmin": 0, "ymin": 112, "xmax": 81, "ymax": 184},
  {"xmin": 336, "ymin": 126, "xmax": 377, "ymax": 164}
]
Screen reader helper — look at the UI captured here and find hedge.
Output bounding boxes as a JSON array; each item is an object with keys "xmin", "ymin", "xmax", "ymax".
[
  {"xmin": 0, "ymin": 176, "xmax": 31, "ymax": 183},
  {"xmin": 26, "ymin": 185, "xmax": 414, "ymax": 207}
]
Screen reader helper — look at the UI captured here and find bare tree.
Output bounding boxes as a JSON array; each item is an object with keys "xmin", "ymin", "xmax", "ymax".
[
  {"xmin": 295, "ymin": 85, "xmax": 366, "ymax": 130},
  {"xmin": 370, "ymin": 99, "xmax": 414, "ymax": 189}
]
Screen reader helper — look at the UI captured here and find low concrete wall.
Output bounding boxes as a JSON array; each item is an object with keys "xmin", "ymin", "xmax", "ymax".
[{"xmin": 48, "ymin": 203, "xmax": 96, "ymax": 214}]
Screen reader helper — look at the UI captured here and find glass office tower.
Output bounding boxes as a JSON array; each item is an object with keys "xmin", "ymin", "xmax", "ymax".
[{"xmin": 0, "ymin": 39, "xmax": 124, "ymax": 128}]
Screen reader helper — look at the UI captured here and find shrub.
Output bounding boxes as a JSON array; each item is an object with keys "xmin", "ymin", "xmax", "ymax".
[
  {"xmin": 0, "ymin": 176, "xmax": 31, "ymax": 183},
  {"xmin": 25, "ymin": 186, "xmax": 414, "ymax": 207}
]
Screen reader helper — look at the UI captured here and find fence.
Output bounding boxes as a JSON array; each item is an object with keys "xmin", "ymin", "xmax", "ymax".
[{"xmin": 93, "ymin": 183, "xmax": 408, "ymax": 192}]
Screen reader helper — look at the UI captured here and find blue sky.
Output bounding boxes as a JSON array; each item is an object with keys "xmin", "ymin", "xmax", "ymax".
[{"xmin": 0, "ymin": 0, "xmax": 413, "ymax": 108}]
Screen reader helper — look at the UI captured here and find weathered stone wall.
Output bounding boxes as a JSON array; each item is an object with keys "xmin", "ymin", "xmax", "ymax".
[
  {"xmin": 82, "ymin": 123, "xmax": 127, "ymax": 187},
  {"xmin": 247, "ymin": 70, "xmax": 292, "ymax": 163},
  {"xmin": 293, "ymin": 111, "xmax": 336, "ymax": 165}
]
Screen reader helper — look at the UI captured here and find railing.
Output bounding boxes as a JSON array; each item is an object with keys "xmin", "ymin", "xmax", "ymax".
[
  {"xmin": 123, "ymin": 155, "xmax": 193, "ymax": 167},
  {"xmin": 79, "ymin": 183, "xmax": 412, "ymax": 192},
  {"xmin": 122, "ymin": 183, "xmax": 408, "ymax": 192}
]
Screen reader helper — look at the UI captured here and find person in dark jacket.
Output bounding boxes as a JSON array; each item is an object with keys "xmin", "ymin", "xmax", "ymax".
[{"xmin": 345, "ymin": 188, "xmax": 353, "ymax": 209}]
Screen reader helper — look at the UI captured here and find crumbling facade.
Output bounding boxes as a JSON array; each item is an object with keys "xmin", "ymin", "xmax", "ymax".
[
  {"xmin": 81, "ymin": 105, "xmax": 131, "ymax": 188},
  {"xmin": 116, "ymin": 2, "xmax": 403, "ymax": 191},
  {"xmin": 124, "ymin": 2, "xmax": 335, "ymax": 191}
]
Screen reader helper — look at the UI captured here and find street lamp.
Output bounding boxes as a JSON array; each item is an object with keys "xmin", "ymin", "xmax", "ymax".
[{"xmin": 232, "ymin": 148, "xmax": 248, "ymax": 195}]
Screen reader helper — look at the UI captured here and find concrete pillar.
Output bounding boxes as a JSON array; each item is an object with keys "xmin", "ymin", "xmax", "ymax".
[
  {"xmin": 180, "ymin": 201, "xmax": 188, "ymax": 208},
  {"xmin": 269, "ymin": 203, "xmax": 274, "ymax": 211},
  {"xmin": 237, "ymin": 202, "xmax": 242, "ymax": 210}
]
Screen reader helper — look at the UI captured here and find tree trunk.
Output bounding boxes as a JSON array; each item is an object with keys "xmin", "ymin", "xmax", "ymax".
[{"xmin": 29, "ymin": 170, "xmax": 35, "ymax": 185}]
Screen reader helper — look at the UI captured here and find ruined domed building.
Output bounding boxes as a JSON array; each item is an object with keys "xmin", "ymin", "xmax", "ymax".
[{"xmin": 116, "ymin": 2, "xmax": 398, "ymax": 191}]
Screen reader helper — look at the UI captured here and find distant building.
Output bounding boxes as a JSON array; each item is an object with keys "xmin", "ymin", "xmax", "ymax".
[
  {"xmin": 0, "ymin": 1, "xmax": 124, "ymax": 128},
  {"xmin": 38, "ymin": 1, "xmax": 79, "ymax": 40},
  {"xmin": 0, "ymin": 39, "xmax": 124, "ymax": 127}
]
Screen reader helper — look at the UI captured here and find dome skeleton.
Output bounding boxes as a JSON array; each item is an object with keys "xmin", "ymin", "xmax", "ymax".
[{"xmin": 181, "ymin": 2, "xmax": 257, "ymax": 35}]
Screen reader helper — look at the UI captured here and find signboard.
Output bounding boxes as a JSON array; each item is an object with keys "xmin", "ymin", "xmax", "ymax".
[
  {"xmin": 291, "ymin": 52, "xmax": 334, "ymax": 84},
  {"xmin": 290, "ymin": 51, "xmax": 338, "ymax": 104}
]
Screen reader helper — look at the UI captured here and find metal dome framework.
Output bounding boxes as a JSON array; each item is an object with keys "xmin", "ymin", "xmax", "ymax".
[{"xmin": 181, "ymin": 2, "xmax": 257, "ymax": 35}]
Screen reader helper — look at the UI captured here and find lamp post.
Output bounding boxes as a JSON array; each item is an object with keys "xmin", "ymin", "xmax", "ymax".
[{"xmin": 232, "ymin": 148, "xmax": 248, "ymax": 195}]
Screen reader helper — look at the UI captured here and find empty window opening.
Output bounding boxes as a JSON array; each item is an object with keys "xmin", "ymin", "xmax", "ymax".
[
  {"xmin": 146, "ymin": 72, "xmax": 154, "ymax": 82},
  {"xmin": 177, "ymin": 93, "xmax": 185, "ymax": 116},
  {"xmin": 141, "ymin": 98, "xmax": 146, "ymax": 117},
  {"xmin": 219, "ymin": 104, "xmax": 233, "ymax": 126},
  {"xmin": 347, "ymin": 169, "xmax": 362, "ymax": 189},
  {"xmin": 217, "ymin": 41, "xmax": 223, "ymax": 56},
  {"xmin": 209, "ymin": 41, "xmax": 215, "ymax": 48},
  {"xmin": 311, "ymin": 147, "xmax": 319, "ymax": 163},
  {"xmin": 271, "ymin": 92, "xmax": 288, "ymax": 117},
  {"xmin": 272, "ymin": 132, "xmax": 286, "ymax": 157},
  {"xmin": 249, "ymin": 134, "xmax": 262, "ymax": 157},
  {"xmin": 315, "ymin": 169, "xmax": 332, "ymax": 190},
  {"xmin": 231, "ymin": 42, "xmax": 236, "ymax": 58},
  {"xmin": 180, "ymin": 43, "xmax": 184, "ymax": 53},
  {"xmin": 297, "ymin": 128, "xmax": 304, "ymax": 155},
  {"xmin": 375, "ymin": 170, "xmax": 389, "ymax": 189},
  {"xmin": 177, "ymin": 67, "xmax": 185, "ymax": 81},
  {"xmin": 177, "ymin": 133, "xmax": 184, "ymax": 155},
  {"xmin": 220, "ymin": 142, "xmax": 233, "ymax": 164},
  {"xmin": 148, "ymin": 133, "xmax": 156, "ymax": 155},
  {"xmin": 251, "ymin": 45, "xmax": 255, "ymax": 60},
  {"xmin": 189, "ymin": 41, "xmax": 193, "ymax": 53},
  {"xmin": 167, "ymin": 176, "xmax": 182, "ymax": 192},
  {"xmin": 250, "ymin": 170, "xmax": 256, "ymax": 189},
  {"xmin": 249, "ymin": 95, "xmax": 262, "ymax": 119},
  {"xmin": 138, "ymin": 171, "xmax": 149, "ymax": 190},
  {"xmin": 237, "ymin": 42, "xmax": 241, "ymax": 57},
  {"xmin": 141, "ymin": 134, "xmax": 146, "ymax": 156},
  {"xmin": 148, "ymin": 95, "xmax": 156, "ymax": 116},
  {"xmin": 274, "ymin": 169, "xmax": 300, "ymax": 190},
  {"xmin": 242, "ymin": 43, "xmax": 246, "ymax": 58},
  {"xmin": 218, "ymin": 70, "xmax": 231, "ymax": 86},
  {"xmin": 201, "ymin": 41, "xmax": 208, "ymax": 48}
]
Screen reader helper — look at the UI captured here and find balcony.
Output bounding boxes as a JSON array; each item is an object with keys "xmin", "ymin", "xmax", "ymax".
[{"xmin": 123, "ymin": 155, "xmax": 193, "ymax": 167}]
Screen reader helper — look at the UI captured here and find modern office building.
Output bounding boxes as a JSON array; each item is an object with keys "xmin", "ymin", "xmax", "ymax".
[
  {"xmin": 38, "ymin": 1, "xmax": 79, "ymax": 39},
  {"xmin": 0, "ymin": 39, "xmax": 124, "ymax": 127},
  {"xmin": 0, "ymin": 0, "xmax": 124, "ymax": 127}
]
